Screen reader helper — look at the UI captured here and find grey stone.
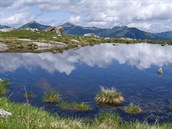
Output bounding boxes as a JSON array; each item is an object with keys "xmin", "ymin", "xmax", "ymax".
[
  {"xmin": 158, "ymin": 68, "xmax": 163, "ymax": 75},
  {"xmin": 0, "ymin": 109, "xmax": 12, "ymax": 117},
  {"xmin": 83, "ymin": 33, "xmax": 98, "ymax": 38},
  {"xmin": 45, "ymin": 26, "xmax": 64, "ymax": 35}
]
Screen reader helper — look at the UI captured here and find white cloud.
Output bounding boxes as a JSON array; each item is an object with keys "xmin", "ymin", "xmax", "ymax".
[
  {"xmin": 128, "ymin": 23, "xmax": 152, "ymax": 30},
  {"xmin": 0, "ymin": 12, "xmax": 35, "ymax": 26},
  {"xmin": 0, "ymin": 0, "xmax": 171, "ymax": 32},
  {"xmin": 69, "ymin": 16, "xmax": 80, "ymax": 24}
]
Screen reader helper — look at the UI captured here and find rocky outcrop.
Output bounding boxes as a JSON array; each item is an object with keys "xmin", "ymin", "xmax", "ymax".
[
  {"xmin": 0, "ymin": 28, "xmax": 14, "ymax": 32},
  {"xmin": 0, "ymin": 109, "xmax": 12, "ymax": 117},
  {"xmin": 25, "ymin": 28, "xmax": 39, "ymax": 32},
  {"xmin": 45, "ymin": 26, "xmax": 64, "ymax": 35},
  {"xmin": 83, "ymin": 33, "xmax": 98, "ymax": 38},
  {"xmin": 0, "ymin": 42, "xmax": 8, "ymax": 51}
]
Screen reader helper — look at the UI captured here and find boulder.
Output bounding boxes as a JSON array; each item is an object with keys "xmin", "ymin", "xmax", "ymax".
[
  {"xmin": 70, "ymin": 39, "xmax": 80, "ymax": 43},
  {"xmin": 83, "ymin": 33, "xmax": 98, "ymax": 38},
  {"xmin": 0, "ymin": 109, "xmax": 12, "ymax": 117},
  {"xmin": 158, "ymin": 68, "xmax": 163, "ymax": 75},
  {"xmin": 0, "ymin": 43, "xmax": 8, "ymax": 51},
  {"xmin": 45, "ymin": 26, "xmax": 64, "ymax": 35}
]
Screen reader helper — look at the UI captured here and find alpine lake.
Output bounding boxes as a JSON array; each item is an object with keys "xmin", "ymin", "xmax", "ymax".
[{"xmin": 0, "ymin": 43, "xmax": 172, "ymax": 123}]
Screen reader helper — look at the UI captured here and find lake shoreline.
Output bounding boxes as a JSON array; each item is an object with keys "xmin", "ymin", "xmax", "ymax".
[
  {"xmin": 0, "ymin": 97, "xmax": 172, "ymax": 129},
  {"xmin": 0, "ymin": 30, "xmax": 172, "ymax": 53}
]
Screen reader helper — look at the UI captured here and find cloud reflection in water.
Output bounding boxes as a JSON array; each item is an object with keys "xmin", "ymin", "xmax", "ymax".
[{"xmin": 0, "ymin": 43, "xmax": 171, "ymax": 75}]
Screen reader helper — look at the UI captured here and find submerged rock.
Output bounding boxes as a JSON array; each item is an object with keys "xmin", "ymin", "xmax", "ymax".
[
  {"xmin": 0, "ymin": 109, "xmax": 12, "ymax": 117},
  {"xmin": 158, "ymin": 68, "xmax": 163, "ymax": 75}
]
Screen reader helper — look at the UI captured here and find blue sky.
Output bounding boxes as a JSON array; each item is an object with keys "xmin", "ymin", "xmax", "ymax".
[{"xmin": 0, "ymin": 0, "xmax": 172, "ymax": 32}]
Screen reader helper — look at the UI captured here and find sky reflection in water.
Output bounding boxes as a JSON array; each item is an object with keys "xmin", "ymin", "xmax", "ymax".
[{"xmin": 0, "ymin": 43, "xmax": 172, "ymax": 74}]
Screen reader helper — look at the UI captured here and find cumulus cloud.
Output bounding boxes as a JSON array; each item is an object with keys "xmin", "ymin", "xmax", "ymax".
[
  {"xmin": 0, "ymin": 12, "xmax": 35, "ymax": 26},
  {"xmin": 0, "ymin": 44, "xmax": 172, "ymax": 74},
  {"xmin": 0, "ymin": 0, "xmax": 171, "ymax": 32}
]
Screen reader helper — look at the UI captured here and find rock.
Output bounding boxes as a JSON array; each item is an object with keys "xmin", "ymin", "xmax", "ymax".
[
  {"xmin": 45, "ymin": 26, "xmax": 64, "ymax": 35},
  {"xmin": 0, "ymin": 42, "xmax": 8, "ymax": 51},
  {"xmin": 104, "ymin": 37, "xmax": 110, "ymax": 40},
  {"xmin": 70, "ymin": 39, "xmax": 80, "ymax": 43},
  {"xmin": 83, "ymin": 33, "xmax": 98, "ymax": 38},
  {"xmin": 25, "ymin": 28, "xmax": 38, "ymax": 32},
  {"xmin": 158, "ymin": 68, "xmax": 163, "ymax": 75},
  {"xmin": 0, "ymin": 28, "xmax": 14, "ymax": 32},
  {"xmin": 0, "ymin": 109, "xmax": 12, "ymax": 117}
]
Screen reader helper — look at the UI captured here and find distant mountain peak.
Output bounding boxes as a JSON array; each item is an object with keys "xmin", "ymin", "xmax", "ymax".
[
  {"xmin": 62, "ymin": 22, "xmax": 75, "ymax": 27},
  {"xmin": 0, "ymin": 25, "xmax": 11, "ymax": 29},
  {"xmin": 18, "ymin": 21, "xmax": 50, "ymax": 30},
  {"xmin": 28, "ymin": 21, "xmax": 37, "ymax": 23}
]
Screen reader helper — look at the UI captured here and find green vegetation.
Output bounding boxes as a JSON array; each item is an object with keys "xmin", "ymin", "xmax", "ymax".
[
  {"xmin": 0, "ymin": 97, "xmax": 83, "ymax": 129},
  {"xmin": 124, "ymin": 104, "xmax": 142, "ymax": 114},
  {"xmin": 95, "ymin": 86, "xmax": 124, "ymax": 106},
  {"xmin": 95, "ymin": 112, "xmax": 122, "ymax": 128},
  {"xmin": 170, "ymin": 103, "xmax": 172, "ymax": 110},
  {"xmin": 24, "ymin": 91, "xmax": 36, "ymax": 99},
  {"xmin": 0, "ymin": 97, "xmax": 172, "ymax": 129},
  {"xmin": 0, "ymin": 79, "xmax": 10, "ymax": 96},
  {"xmin": 58, "ymin": 101, "xmax": 91, "ymax": 111},
  {"xmin": 43, "ymin": 90, "xmax": 60, "ymax": 103},
  {"xmin": 0, "ymin": 30, "xmax": 172, "ymax": 53}
]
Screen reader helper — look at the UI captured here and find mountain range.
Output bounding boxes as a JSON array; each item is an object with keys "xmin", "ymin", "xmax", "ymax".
[
  {"xmin": 0, "ymin": 21, "xmax": 171, "ymax": 40},
  {"xmin": 0, "ymin": 25, "xmax": 11, "ymax": 29}
]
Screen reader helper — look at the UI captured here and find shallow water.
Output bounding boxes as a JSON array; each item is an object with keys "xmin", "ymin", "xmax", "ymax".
[{"xmin": 0, "ymin": 43, "xmax": 172, "ymax": 122}]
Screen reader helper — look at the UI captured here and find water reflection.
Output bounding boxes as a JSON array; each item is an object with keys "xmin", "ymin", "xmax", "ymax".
[{"xmin": 0, "ymin": 43, "xmax": 172, "ymax": 75}]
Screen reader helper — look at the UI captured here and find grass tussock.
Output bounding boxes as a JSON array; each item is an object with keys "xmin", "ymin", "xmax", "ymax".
[
  {"xmin": 95, "ymin": 112, "xmax": 122, "ymax": 128},
  {"xmin": 43, "ymin": 90, "xmax": 60, "ymax": 103},
  {"xmin": 58, "ymin": 101, "xmax": 91, "ymax": 111},
  {"xmin": 170, "ymin": 103, "xmax": 172, "ymax": 110},
  {"xmin": 124, "ymin": 104, "xmax": 142, "ymax": 114},
  {"xmin": 0, "ymin": 79, "xmax": 10, "ymax": 96},
  {"xmin": 95, "ymin": 86, "xmax": 124, "ymax": 106},
  {"xmin": 24, "ymin": 91, "xmax": 36, "ymax": 99}
]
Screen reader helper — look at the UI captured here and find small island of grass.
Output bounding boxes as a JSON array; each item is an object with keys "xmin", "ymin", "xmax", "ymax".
[
  {"xmin": 124, "ymin": 104, "xmax": 142, "ymax": 114},
  {"xmin": 24, "ymin": 91, "xmax": 36, "ymax": 99},
  {"xmin": 43, "ymin": 90, "xmax": 60, "ymax": 103},
  {"xmin": 170, "ymin": 103, "xmax": 172, "ymax": 110},
  {"xmin": 58, "ymin": 101, "xmax": 91, "ymax": 111},
  {"xmin": 95, "ymin": 86, "xmax": 124, "ymax": 106}
]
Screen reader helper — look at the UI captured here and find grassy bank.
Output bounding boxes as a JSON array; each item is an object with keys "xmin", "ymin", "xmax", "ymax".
[
  {"xmin": 0, "ymin": 30, "xmax": 172, "ymax": 53},
  {"xmin": 0, "ymin": 97, "xmax": 172, "ymax": 129}
]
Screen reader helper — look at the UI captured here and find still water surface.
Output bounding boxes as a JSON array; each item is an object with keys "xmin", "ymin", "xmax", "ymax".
[{"xmin": 0, "ymin": 43, "xmax": 172, "ymax": 122}]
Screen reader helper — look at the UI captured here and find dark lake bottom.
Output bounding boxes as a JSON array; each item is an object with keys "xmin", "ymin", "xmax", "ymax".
[{"xmin": 0, "ymin": 43, "xmax": 172, "ymax": 123}]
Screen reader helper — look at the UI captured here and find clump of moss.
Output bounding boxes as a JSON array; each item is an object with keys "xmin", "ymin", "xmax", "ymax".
[
  {"xmin": 95, "ymin": 86, "xmax": 124, "ymax": 106},
  {"xmin": 0, "ymin": 79, "xmax": 10, "ymax": 96},
  {"xmin": 43, "ymin": 90, "xmax": 60, "ymax": 103},
  {"xmin": 124, "ymin": 104, "xmax": 142, "ymax": 114},
  {"xmin": 24, "ymin": 91, "xmax": 36, "ymax": 99},
  {"xmin": 58, "ymin": 101, "xmax": 91, "ymax": 111},
  {"xmin": 95, "ymin": 112, "xmax": 122, "ymax": 128}
]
